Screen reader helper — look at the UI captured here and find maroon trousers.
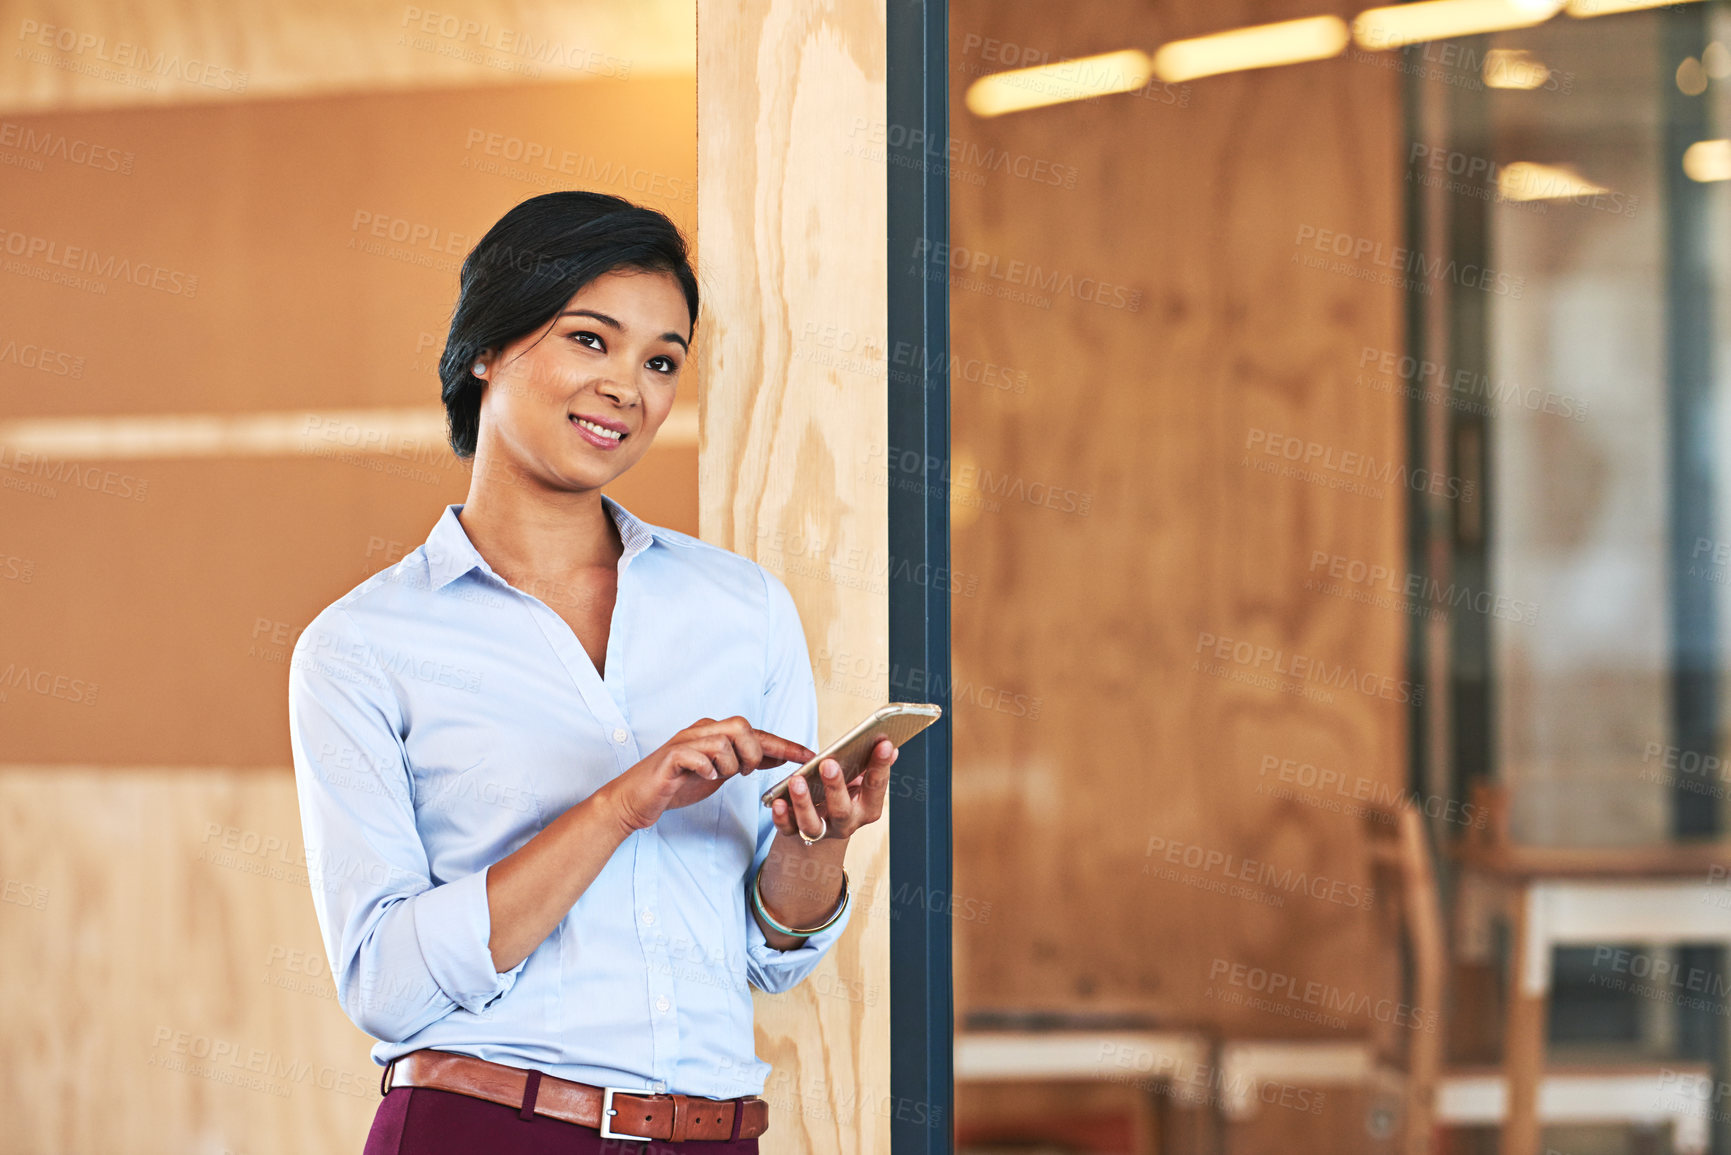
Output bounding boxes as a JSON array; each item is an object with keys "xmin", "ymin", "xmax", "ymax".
[{"xmin": 364, "ymin": 1086, "xmax": 762, "ymax": 1155}]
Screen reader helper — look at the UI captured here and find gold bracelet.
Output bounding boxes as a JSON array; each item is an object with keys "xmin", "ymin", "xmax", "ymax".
[{"xmin": 752, "ymin": 863, "xmax": 849, "ymax": 938}]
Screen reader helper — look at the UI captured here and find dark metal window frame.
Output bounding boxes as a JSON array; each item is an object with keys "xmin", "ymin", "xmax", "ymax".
[{"xmin": 887, "ymin": 0, "xmax": 952, "ymax": 1152}]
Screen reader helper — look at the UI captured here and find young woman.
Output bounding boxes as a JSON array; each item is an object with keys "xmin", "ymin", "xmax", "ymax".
[{"xmin": 289, "ymin": 191, "xmax": 894, "ymax": 1153}]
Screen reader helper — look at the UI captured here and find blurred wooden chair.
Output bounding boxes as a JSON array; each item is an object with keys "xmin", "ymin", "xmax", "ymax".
[
  {"xmin": 1218, "ymin": 795, "xmax": 1717, "ymax": 1154},
  {"xmin": 1216, "ymin": 800, "xmax": 1442, "ymax": 1154},
  {"xmin": 1453, "ymin": 781, "xmax": 1731, "ymax": 1155}
]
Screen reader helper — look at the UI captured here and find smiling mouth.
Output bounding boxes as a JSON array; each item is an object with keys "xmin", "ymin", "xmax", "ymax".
[{"xmin": 570, "ymin": 415, "xmax": 627, "ymax": 443}]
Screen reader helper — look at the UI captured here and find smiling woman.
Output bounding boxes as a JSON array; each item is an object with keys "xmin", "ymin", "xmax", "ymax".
[{"xmin": 287, "ymin": 191, "xmax": 898, "ymax": 1154}]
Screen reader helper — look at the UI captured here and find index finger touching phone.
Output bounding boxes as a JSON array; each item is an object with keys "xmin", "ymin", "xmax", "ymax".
[
  {"xmin": 752, "ymin": 730, "xmax": 817, "ymax": 768},
  {"xmin": 759, "ymin": 702, "xmax": 941, "ymax": 807}
]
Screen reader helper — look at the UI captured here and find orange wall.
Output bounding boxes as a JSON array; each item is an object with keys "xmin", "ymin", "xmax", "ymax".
[{"xmin": 0, "ymin": 77, "xmax": 697, "ymax": 765}]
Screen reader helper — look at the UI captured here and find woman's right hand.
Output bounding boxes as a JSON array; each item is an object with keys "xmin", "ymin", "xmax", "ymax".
[{"xmin": 599, "ymin": 716, "xmax": 815, "ymax": 834}]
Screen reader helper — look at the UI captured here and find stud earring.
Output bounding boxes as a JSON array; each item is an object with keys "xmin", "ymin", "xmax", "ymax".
[{"xmin": 472, "ymin": 362, "xmax": 486, "ymax": 377}]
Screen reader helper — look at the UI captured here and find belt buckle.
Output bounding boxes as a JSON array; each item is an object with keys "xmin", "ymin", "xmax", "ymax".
[{"xmin": 600, "ymin": 1087, "xmax": 655, "ymax": 1142}]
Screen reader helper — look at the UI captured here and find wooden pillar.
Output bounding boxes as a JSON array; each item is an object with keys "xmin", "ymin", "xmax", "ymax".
[{"xmin": 696, "ymin": 3, "xmax": 891, "ymax": 1154}]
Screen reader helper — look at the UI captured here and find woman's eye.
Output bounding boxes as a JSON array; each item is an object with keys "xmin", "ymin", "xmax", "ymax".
[
  {"xmin": 570, "ymin": 331, "xmax": 603, "ymax": 350},
  {"xmin": 647, "ymin": 356, "xmax": 678, "ymax": 375}
]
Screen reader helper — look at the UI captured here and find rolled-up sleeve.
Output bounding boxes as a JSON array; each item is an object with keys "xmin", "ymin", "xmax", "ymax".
[
  {"xmin": 288, "ymin": 607, "xmax": 525, "ymax": 1045},
  {"xmin": 744, "ymin": 569, "xmax": 853, "ymax": 993}
]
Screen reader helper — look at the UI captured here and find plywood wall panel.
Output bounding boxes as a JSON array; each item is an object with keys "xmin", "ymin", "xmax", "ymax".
[
  {"xmin": 947, "ymin": 0, "xmax": 1409, "ymax": 1061},
  {"xmin": 695, "ymin": 2, "xmax": 890, "ymax": 1152},
  {"xmin": 0, "ymin": 767, "xmax": 378, "ymax": 1155}
]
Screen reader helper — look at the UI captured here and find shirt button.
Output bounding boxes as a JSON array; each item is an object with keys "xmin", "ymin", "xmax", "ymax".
[
  {"xmin": 641, "ymin": 909, "xmax": 655, "ymax": 925},
  {"xmin": 612, "ymin": 727, "xmax": 629, "ymax": 744},
  {"xmin": 655, "ymin": 996, "xmax": 671, "ymax": 1013}
]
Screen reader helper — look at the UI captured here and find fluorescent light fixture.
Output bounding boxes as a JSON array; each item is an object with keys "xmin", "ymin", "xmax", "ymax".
[
  {"xmin": 1483, "ymin": 48, "xmax": 1551, "ymax": 88},
  {"xmin": 964, "ymin": 49, "xmax": 1153, "ymax": 118},
  {"xmin": 1353, "ymin": 0, "xmax": 1564, "ymax": 51},
  {"xmin": 1497, "ymin": 161, "xmax": 1609, "ymax": 201},
  {"xmin": 1683, "ymin": 140, "xmax": 1731, "ymax": 183},
  {"xmin": 1566, "ymin": 0, "xmax": 1703, "ymax": 16},
  {"xmin": 1150, "ymin": 16, "xmax": 1350, "ymax": 83}
]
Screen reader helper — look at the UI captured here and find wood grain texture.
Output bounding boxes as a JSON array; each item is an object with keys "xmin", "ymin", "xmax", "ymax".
[
  {"xmin": 695, "ymin": 2, "xmax": 889, "ymax": 1152},
  {"xmin": 947, "ymin": 0, "xmax": 1408, "ymax": 1087},
  {"xmin": 0, "ymin": 766, "xmax": 379, "ymax": 1155}
]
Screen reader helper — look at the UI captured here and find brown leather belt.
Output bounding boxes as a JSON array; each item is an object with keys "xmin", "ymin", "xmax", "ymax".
[{"xmin": 382, "ymin": 1049, "xmax": 770, "ymax": 1142}]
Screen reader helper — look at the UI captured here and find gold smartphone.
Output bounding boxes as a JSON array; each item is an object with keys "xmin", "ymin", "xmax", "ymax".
[{"xmin": 759, "ymin": 702, "xmax": 943, "ymax": 808}]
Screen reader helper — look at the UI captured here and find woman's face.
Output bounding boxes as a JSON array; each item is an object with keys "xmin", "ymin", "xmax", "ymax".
[{"xmin": 474, "ymin": 267, "xmax": 691, "ymax": 494}]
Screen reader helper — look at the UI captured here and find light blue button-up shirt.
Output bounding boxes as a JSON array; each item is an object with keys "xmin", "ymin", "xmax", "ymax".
[{"xmin": 287, "ymin": 494, "xmax": 848, "ymax": 1097}]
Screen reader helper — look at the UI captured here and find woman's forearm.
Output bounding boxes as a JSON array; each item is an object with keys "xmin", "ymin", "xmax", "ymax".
[
  {"xmin": 484, "ymin": 782, "xmax": 638, "ymax": 972},
  {"xmin": 753, "ymin": 832, "xmax": 850, "ymax": 951}
]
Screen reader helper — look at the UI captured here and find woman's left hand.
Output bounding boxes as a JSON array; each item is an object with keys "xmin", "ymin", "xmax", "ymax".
[{"xmin": 769, "ymin": 738, "xmax": 897, "ymax": 843}]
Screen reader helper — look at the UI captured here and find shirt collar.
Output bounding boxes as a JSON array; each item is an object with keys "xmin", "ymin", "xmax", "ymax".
[{"xmin": 423, "ymin": 493, "xmax": 687, "ymax": 591}]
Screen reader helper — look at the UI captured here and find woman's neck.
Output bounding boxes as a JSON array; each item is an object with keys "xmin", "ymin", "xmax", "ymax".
[{"xmin": 457, "ymin": 473, "xmax": 624, "ymax": 580}]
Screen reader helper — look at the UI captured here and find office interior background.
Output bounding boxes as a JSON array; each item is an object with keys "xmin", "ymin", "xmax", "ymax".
[{"xmin": 1, "ymin": 0, "xmax": 1729, "ymax": 1153}]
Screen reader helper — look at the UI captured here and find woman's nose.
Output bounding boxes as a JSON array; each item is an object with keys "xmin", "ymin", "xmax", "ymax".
[{"xmin": 593, "ymin": 374, "xmax": 639, "ymax": 407}]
